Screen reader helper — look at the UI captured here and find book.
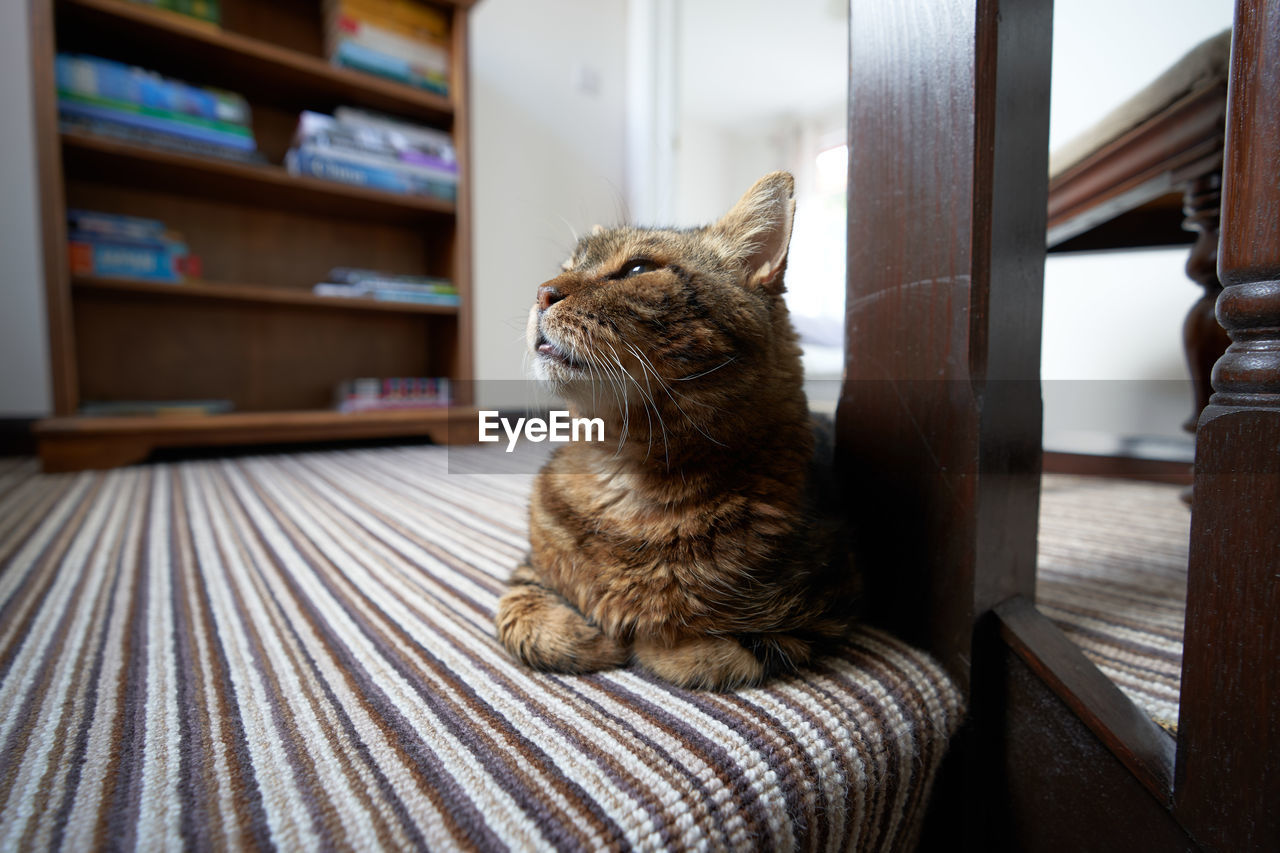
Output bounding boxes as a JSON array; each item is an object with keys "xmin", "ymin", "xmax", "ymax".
[
  {"xmin": 332, "ymin": 39, "xmax": 448, "ymax": 96},
  {"xmin": 330, "ymin": 0, "xmax": 450, "ymax": 42},
  {"xmin": 59, "ymin": 95, "xmax": 257, "ymax": 152},
  {"xmin": 314, "ymin": 283, "xmax": 460, "ymax": 306},
  {"xmin": 79, "ymin": 399, "xmax": 233, "ymax": 417},
  {"xmin": 69, "ymin": 239, "xmax": 188, "ymax": 282},
  {"xmin": 56, "ymin": 54, "xmax": 249, "ymax": 126},
  {"xmin": 326, "ymin": 267, "xmax": 456, "ymax": 293},
  {"xmin": 126, "ymin": 0, "xmax": 222, "ymax": 27},
  {"xmin": 285, "ymin": 146, "xmax": 456, "ymax": 200},
  {"xmin": 60, "ymin": 114, "xmax": 266, "ymax": 165},
  {"xmin": 335, "ymin": 377, "xmax": 451, "ymax": 413},
  {"xmin": 323, "ymin": 0, "xmax": 451, "ymax": 95},
  {"xmin": 292, "ymin": 110, "xmax": 456, "ymax": 183},
  {"xmin": 67, "ymin": 209, "xmax": 168, "ymax": 242},
  {"xmin": 333, "ymin": 107, "xmax": 456, "ymax": 173},
  {"xmin": 68, "ymin": 208, "xmax": 200, "ymax": 282}
]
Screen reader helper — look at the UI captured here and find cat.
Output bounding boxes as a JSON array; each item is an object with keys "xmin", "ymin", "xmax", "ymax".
[{"xmin": 494, "ymin": 171, "xmax": 860, "ymax": 690}]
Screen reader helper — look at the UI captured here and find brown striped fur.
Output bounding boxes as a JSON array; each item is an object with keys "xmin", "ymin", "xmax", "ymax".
[{"xmin": 496, "ymin": 172, "xmax": 861, "ymax": 690}]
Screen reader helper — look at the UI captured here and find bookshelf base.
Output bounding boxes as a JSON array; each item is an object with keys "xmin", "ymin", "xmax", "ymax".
[{"xmin": 35, "ymin": 407, "xmax": 480, "ymax": 472}]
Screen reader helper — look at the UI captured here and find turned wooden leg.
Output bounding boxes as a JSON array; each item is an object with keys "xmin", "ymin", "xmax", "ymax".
[
  {"xmin": 1179, "ymin": 172, "xmax": 1232, "ymax": 504},
  {"xmin": 1174, "ymin": 3, "xmax": 1280, "ymax": 847},
  {"xmin": 1180, "ymin": 172, "xmax": 1231, "ymax": 433}
]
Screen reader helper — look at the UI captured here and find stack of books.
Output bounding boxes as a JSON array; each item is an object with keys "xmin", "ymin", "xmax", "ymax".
[
  {"xmin": 285, "ymin": 108, "xmax": 457, "ymax": 201},
  {"xmin": 335, "ymin": 377, "xmax": 451, "ymax": 413},
  {"xmin": 67, "ymin": 209, "xmax": 201, "ymax": 283},
  {"xmin": 313, "ymin": 267, "xmax": 460, "ymax": 307},
  {"xmin": 126, "ymin": 0, "xmax": 221, "ymax": 26},
  {"xmin": 80, "ymin": 399, "xmax": 233, "ymax": 417},
  {"xmin": 56, "ymin": 53, "xmax": 260, "ymax": 163},
  {"xmin": 323, "ymin": 0, "xmax": 450, "ymax": 96}
]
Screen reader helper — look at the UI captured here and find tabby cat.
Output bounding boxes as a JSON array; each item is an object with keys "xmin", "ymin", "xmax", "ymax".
[{"xmin": 494, "ymin": 171, "xmax": 859, "ymax": 690}]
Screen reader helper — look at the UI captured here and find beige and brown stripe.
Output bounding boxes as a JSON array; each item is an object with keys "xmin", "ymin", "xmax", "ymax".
[
  {"xmin": 0, "ymin": 447, "xmax": 963, "ymax": 851},
  {"xmin": 1036, "ymin": 473, "xmax": 1189, "ymax": 732}
]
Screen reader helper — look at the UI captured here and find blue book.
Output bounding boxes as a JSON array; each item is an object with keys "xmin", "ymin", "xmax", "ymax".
[
  {"xmin": 332, "ymin": 40, "xmax": 449, "ymax": 96},
  {"xmin": 286, "ymin": 148, "xmax": 456, "ymax": 200},
  {"xmin": 69, "ymin": 239, "xmax": 184, "ymax": 282},
  {"xmin": 56, "ymin": 53, "xmax": 249, "ymax": 126},
  {"xmin": 286, "ymin": 148, "xmax": 414, "ymax": 194},
  {"xmin": 67, "ymin": 210, "xmax": 167, "ymax": 241},
  {"xmin": 59, "ymin": 98, "xmax": 256, "ymax": 151}
]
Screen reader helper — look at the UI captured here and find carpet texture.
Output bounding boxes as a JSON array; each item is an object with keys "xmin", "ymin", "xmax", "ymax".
[
  {"xmin": 0, "ymin": 448, "xmax": 962, "ymax": 852},
  {"xmin": 1036, "ymin": 474, "xmax": 1189, "ymax": 732}
]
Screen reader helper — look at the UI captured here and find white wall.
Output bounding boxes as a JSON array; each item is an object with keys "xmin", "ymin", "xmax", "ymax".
[
  {"xmin": 0, "ymin": 0, "xmax": 52, "ymax": 418},
  {"xmin": 469, "ymin": 0, "xmax": 629, "ymax": 405},
  {"xmin": 1043, "ymin": 0, "xmax": 1234, "ymax": 451},
  {"xmin": 1049, "ymin": 0, "xmax": 1236, "ymax": 150}
]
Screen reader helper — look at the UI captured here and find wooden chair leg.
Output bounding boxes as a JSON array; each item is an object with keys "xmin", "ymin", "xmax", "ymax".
[
  {"xmin": 1174, "ymin": 1, "xmax": 1280, "ymax": 848},
  {"xmin": 1179, "ymin": 171, "xmax": 1231, "ymax": 504},
  {"xmin": 1180, "ymin": 171, "xmax": 1230, "ymax": 433}
]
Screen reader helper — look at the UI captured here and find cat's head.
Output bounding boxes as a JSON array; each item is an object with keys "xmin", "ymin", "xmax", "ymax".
[{"xmin": 527, "ymin": 171, "xmax": 803, "ymax": 420}]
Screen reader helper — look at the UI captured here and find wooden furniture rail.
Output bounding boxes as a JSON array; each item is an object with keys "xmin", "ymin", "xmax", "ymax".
[{"xmin": 838, "ymin": 1, "xmax": 1278, "ymax": 849}]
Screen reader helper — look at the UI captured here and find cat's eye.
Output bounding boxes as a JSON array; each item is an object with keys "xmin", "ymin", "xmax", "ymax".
[{"xmin": 619, "ymin": 259, "xmax": 659, "ymax": 278}]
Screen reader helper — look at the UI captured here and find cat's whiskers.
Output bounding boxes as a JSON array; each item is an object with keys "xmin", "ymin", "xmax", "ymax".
[
  {"xmin": 605, "ymin": 338, "xmax": 667, "ymax": 466},
  {"xmin": 590, "ymin": 335, "xmax": 633, "ymax": 456},
  {"xmin": 624, "ymin": 342, "xmax": 726, "ymax": 449},
  {"xmin": 604, "ymin": 338, "xmax": 661, "ymax": 463},
  {"xmin": 674, "ymin": 356, "xmax": 738, "ymax": 382}
]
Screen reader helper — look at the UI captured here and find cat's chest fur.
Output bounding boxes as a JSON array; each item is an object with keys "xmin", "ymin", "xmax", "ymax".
[{"xmin": 527, "ymin": 444, "xmax": 807, "ymax": 640}]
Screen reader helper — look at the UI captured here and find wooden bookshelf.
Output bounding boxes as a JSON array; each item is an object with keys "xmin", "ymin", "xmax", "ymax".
[{"xmin": 30, "ymin": 0, "xmax": 478, "ymax": 471}]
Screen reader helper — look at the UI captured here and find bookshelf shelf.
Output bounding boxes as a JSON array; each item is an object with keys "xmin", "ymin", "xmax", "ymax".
[
  {"xmin": 57, "ymin": 0, "xmax": 456, "ymax": 124},
  {"xmin": 62, "ymin": 132, "xmax": 457, "ymax": 224},
  {"xmin": 32, "ymin": 0, "xmax": 478, "ymax": 471},
  {"xmin": 35, "ymin": 406, "xmax": 481, "ymax": 473},
  {"xmin": 72, "ymin": 276, "xmax": 462, "ymax": 315}
]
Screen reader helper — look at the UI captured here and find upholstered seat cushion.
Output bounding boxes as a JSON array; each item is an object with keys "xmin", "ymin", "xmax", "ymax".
[
  {"xmin": 0, "ymin": 447, "xmax": 962, "ymax": 851},
  {"xmin": 1049, "ymin": 29, "xmax": 1231, "ymax": 179}
]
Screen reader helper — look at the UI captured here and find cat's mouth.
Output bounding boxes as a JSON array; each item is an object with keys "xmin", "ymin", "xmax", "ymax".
[{"xmin": 535, "ymin": 333, "xmax": 588, "ymax": 371}]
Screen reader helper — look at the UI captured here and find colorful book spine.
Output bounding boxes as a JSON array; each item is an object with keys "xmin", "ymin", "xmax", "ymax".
[
  {"xmin": 323, "ymin": 0, "xmax": 451, "ymax": 96},
  {"xmin": 332, "ymin": 107, "xmax": 456, "ymax": 172},
  {"xmin": 286, "ymin": 147, "xmax": 456, "ymax": 200},
  {"xmin": 335, "ymin": 376, "xmax": 451, "ymax": 412},
  {"xmin": 337, "ymin": 17, "xmax": 448, "ymax": 77},
  {"xmin": 296, "ymin": 109, "xmax": 456, "ymax": 182},
  {"xmin": 58, "ymin": 96, "xmax": 256, "ymax": 151},
  {"xmin": 334, "ymin": 0, "xmax": 449, "ymax": 41},
  {"xmin": 68, "ymin": 239, "xmax": 186, "ymax": 282},
  {"xmin": 326, "ymin": 267, "xmax": 456, "ymax": 292},
  {"xmin": 59, "ymin": 115, "xmax": 265, "ymax": 165},
  {"xmin": 56, "ymin": 53, "xmax": 248, "ymax": 126},
  {"xmin": 331, "ymin": 40, "xmax": 448, "ymax": 96},
  {"xmin": 313, "ymin": 283, "xmax": 459, "ymax": 306},
  {"xmin": 67, "ymin": 209, "xmax": 168, "ymax": 241},
  {"xmin": 127, "ymin": 0, "xmax": 222, "ymax": 26}
]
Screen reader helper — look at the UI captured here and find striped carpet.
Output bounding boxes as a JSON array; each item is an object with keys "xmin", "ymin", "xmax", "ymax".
[
  {"xmin": 0, "ymin": 447, "xmax": 963, "ymax": 852},
  {"xmin": 1036, "ymin": 474, "xmax": 1189, "ymax": 733}
]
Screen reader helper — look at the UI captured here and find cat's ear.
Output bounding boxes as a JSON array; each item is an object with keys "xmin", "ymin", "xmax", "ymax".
[{"xmin": 713, "ymin": 171, "xmax": 795, "ymax": 294}]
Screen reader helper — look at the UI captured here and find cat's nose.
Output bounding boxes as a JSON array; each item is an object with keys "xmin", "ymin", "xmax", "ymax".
[{"xmin": 537, "ymin": 285, "xmax": 564, "ymax": 312}]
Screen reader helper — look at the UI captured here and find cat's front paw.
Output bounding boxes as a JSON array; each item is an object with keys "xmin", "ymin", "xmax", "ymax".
[
  {"xmin": 632, "ymin": 635, "xmax": 767, "ymax": 691},
  {"xmin": 496, "ymin": 583, "xmax": 629, "ymax": 674}
]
